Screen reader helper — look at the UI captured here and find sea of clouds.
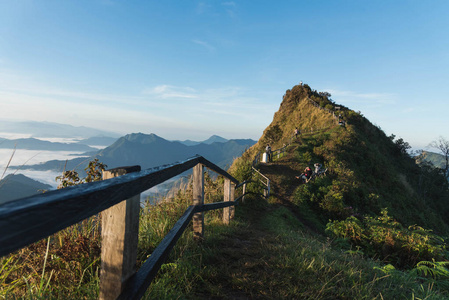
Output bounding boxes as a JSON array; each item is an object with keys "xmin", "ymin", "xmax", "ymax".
[
  {"xmin": 0, "ymin": 148, "xmax": 89, "ymax": 188},
  {"xmin": 0, "ymin": 148, "xmax": 174, "ymax": 201}
]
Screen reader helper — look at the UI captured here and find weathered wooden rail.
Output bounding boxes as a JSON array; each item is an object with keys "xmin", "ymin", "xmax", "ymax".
[
  {"xmin": 252, "ymin": 166, "xmax": 270, "ymax": 198},
  {"xmin": 0, "ymin": 155, "xmax": 247, "ymax": 299}
]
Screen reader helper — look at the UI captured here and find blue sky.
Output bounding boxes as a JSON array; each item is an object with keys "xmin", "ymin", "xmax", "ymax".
[{"xmin": 0, "ymin": 1, "xmax": 448, "ymax": 148}]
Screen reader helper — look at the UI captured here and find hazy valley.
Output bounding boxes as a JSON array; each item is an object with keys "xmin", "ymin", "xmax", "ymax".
[{"xmin": 0, "ymin": 122, "xmax": 256, "ymax": 204}]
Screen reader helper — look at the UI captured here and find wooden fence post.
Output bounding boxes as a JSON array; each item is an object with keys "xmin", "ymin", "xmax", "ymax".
[
  {"xmin": 230, "ymin": 183, "xmax": 235, "ymax": 219},
  {"xmin": 223, "ymin": 179, "xmax": 231, "ymax": 225},
  {"xmin": 267, "ymin": 180, "xmax": 270, "ymax": 198},
  {"xmin": 193, "ymin": 163, "xmax": 204, "ymax": 240},
  {"xmin": 242, "ymin": 183, "xmax": 247, "ymax": 203},
  {"xmin": 100, "ymin": 166, "xmax": 141, "ymax": 300}
]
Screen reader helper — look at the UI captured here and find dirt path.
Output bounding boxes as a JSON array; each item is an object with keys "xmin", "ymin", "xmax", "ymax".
[{"xmin": 255, "ymin": 142, "xmax": 320, "ymax": 233}]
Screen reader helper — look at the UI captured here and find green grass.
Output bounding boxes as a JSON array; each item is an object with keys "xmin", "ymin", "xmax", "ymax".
[
  {"xmin": 0, "ymin": 216, "xmax": 101, "ymax": 299},
  {"xmin": 143, "ymin": 195, "xmax": 449, "ymax": 299},
  {"xmin": 2, "ymin": 187, "xmax": 449, "ymax": 299}
]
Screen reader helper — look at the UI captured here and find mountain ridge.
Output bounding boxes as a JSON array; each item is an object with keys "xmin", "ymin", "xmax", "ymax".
[
  {"xmin": 232, "ymin": 83, "xmax": 449, "ymax": 236},
  {"xmin": 0, "ymin": 174, "xmax": 52, "ymax": 204},
  {"xmin": 14, "ymin": 133, "xmax": 256, "ymax": 172},
  {"xmin": 175, "ymin": 134, "xmax": 253, "ymax": 146},
  {"xmin": 0, "ymin": 121, "xmax": 120, "ymax": 139},
  {"xmin": 0, "ymin": 137, "xmax": 97, "ymax": 152}
]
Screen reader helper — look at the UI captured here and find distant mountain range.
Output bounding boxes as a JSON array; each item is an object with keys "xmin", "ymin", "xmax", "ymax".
[
  {"xmin": 15, "ymin": 133, "xmax": 257, "ymax": 172},
  {"xmin": 416, "ymin": 151, "xmax": 447, "ymax": 169},
  {"xmin": 176, "ymin": 135, "xmax": 229, "ymax": 146},
  {"xmin": 0, "ymin": 121, "xmax": 121, "ymax": 139},
  {"xmin": 0, "ymin": 174, "xmax": 52, "ymax": 205},
  {"xmin": 0, "ymin": 137, "xmax": 97, "ymax": 152},
  {"xmin": 0, "ymin": 129, "xmax": 255, "ymax": 203},
  {"xmin": 76, "ymin": 136, "xmax": 119, "ymax": 147}
]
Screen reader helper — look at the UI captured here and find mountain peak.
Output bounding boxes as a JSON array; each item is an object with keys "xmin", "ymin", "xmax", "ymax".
[
  {"xmin": 203, "ymin": 135, "xmax": 228, "ymax": 144},
  {"xmin": 123, "ymin": 133, "xmax": 167, "ymax": 144}
]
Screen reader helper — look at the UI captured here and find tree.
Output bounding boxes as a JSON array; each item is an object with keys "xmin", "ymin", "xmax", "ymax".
[
  {"xmin": 56, "ymin": 158, "xmax": 107, "ymax": 189},
  {"xmin": 430, "ymin": 136, "xmax": 449, "ymax": 177},
  {"xmin": 319, "ymin": 91, "xmax": 332, "ymax": 98},
  {"xmin": 389, "ymin": 135, "xmax": 411, "ymax": 157},
  {"xmin": 394, "ymin": 138, "xmax": 411, "ymax": 156}
]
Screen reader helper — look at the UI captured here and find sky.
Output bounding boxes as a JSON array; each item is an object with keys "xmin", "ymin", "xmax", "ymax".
[{"xmin": 0, "ymin": 0, "xmax": 448, "ymax": 149}]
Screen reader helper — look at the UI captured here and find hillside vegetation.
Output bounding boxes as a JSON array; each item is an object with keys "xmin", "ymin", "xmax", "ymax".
[{"xmin": 232, "ymin": 83, "xmax": 449, "ymax": 268}]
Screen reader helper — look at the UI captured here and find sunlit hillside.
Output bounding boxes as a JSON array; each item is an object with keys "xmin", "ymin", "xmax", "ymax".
[{"xmin": 232, "ymin": 83, "xmax": 449, "ymax": 268}]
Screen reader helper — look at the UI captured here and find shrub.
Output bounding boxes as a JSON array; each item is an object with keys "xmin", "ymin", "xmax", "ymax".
[{"xmin": 326, "ymin": 209, "xmax": 447, "ymax": 268}]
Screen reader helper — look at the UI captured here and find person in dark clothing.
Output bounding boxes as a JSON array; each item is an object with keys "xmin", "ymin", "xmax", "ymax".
[
  {"xmin": 265, "ymin": 144, "xmax": 272, "ymax": 162},
  {"xmin": 296, "ymin": 166, "xmax": 312, "ymax": 183}
]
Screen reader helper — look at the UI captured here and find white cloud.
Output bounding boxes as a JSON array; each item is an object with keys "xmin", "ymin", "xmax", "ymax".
[
  {"xmin": 0, "ymin": 69, "xmax": 275, "ymax": 140},
  {"xmin": 326, "ymin": 89, "xmax": 397, "ymax": 106},
  {"xmin": 196, "ymin": 2, "xmax": 211, "ymax": 14},
  {"xmin": 140, "ymin": 84, "xmax": 276, "ymax": 122},
  {"xmin": 192, "ymin": 39, "xmax": 216, "ymax": 52},
  {"xmin": 143, "ymin": 85, "xmax": 198, "ymax": 99}
]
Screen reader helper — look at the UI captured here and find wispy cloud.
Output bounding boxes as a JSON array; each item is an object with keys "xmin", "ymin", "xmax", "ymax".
[
  {"xmin": 0, "ymin": 70, "xmax": 275, "ymax": 139},
  {"xmin": 143, "ymin": 85, "xmax": 198, "ymax": 99},
  {"xmin": 142, "ymin": 84, "xmax": 274, "ymax": 117},
  {"xmin": 327, "ymin": 89, "xmax": 397, "ymax": 105},
  {"xmin": 0, "ymin": 70, "xmax": 146, "ymax": 106},
  {"xmin": 192, "ymin": 39, "xmax": 216, "ymax": 52},
  {"xmin": 221, "ymin": 1, "xmax": 237, "ymax": 18},
  {"xmin": 195, "ymin": 2, "xmax": 211, "ymax": 14}
]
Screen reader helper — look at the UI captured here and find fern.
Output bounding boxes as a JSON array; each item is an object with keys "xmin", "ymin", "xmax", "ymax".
[
  {"xmin": 410, "ymin": 260, "xmax": 449, "ymax": 280},
  {"xmin": 374, "ymin": 264, "xmax": 396, "ymax": 275}
]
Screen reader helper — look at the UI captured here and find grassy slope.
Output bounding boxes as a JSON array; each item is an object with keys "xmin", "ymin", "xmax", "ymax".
[
  {"xmin": 145, "ymin": 195, "xmax": 449, "ymax": 299},
  {"xmin": 234, "ymin": 83, "xmax": 449, "ymax": 235}
]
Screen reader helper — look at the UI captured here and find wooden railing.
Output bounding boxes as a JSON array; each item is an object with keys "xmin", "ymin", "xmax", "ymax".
[
  {"xmin": 252, "ymin": 167, "xmax": 270, "ymax": 198},
  {"xmin": 271, "ymin": 144, "xmax": 288, "ymax": 162},
  {"xmin": 0, "ymin": 155, "xmax": 249, "ymax": 300}
]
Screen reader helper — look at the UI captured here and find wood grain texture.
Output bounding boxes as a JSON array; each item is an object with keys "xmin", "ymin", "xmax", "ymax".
[
  {"xmin": 118, "ymin": 205, "xmax": 197, "ymax": 300},
  {"xmin": 100, "ymin": 167, "xmax": 141, "ymax": 300},
  {"xmin": 192, "ymin": 164, "xmax": 204, "ymax": 240},
  {"xmin": 223, "ymin": 179, "xmax": 231, "ymax": 225}
]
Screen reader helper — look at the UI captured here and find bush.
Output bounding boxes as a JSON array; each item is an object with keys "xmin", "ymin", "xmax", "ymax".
[{"xmin": 326, "ymin": 209, "xmax": 447, "ymax": 268}]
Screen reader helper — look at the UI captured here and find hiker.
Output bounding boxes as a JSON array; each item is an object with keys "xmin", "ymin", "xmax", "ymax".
[
  {"xmin": 296, "ymin": 166, "xmax": 312, "ymax": 183},
  {"xmin": 314, "ymin": 163, "xmax": 322, "ymax": 174},
  {"xmin": 314, "ymin": 163, "xmax": 328, "ymax": 178},
  {"xmin": 294, "ymin": 127, "xmax": 299, "ymax": 139},
  {"xmin": 265, "ymin": 144, "xmax": 272, "ymax": 162}
]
